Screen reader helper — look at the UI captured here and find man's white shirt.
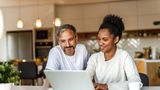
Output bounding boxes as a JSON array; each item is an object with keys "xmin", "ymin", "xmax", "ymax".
[{"xmin": 46, "ymin": 44, "xmax": 89, "ymax": 70}]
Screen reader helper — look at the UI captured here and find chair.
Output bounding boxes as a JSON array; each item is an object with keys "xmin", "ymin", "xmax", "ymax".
[
  {"xmin": 18, "ymin": 61, "xmax": 38, "ymax": 85},
  {"xmin": 38, "ymin": 61, "xmax": 47, "ymax": 79},
  {"xmin": 139, "ymin": 73, "xmax": 149, "ymax": 86},
  {"xmin": 38, "ymin": 61, "xmax": 47, "ymax": 85}
]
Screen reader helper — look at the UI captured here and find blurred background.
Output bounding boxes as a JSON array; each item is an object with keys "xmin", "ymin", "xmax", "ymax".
[{"xmin": 0, "ymin": 0, "xmax": 160, "ymax": 86}]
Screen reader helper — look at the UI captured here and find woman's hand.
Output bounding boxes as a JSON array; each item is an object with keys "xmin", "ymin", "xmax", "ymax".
[{"xmin": 94, "ymin": 83, "xmax": 108, "ymax": 90}]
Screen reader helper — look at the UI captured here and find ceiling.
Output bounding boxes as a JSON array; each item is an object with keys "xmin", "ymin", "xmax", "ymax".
[{"xmin": 0, "ymin": 0, "xmax": 131, "ymax": 7}]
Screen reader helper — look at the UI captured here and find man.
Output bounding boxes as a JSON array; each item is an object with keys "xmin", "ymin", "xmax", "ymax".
[{"xmin": 46, "ymin": 24, "xmax": 89, "ymax": 70}]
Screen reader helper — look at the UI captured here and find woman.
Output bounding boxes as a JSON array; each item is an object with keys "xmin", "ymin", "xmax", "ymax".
[{"xmin": 86, "ymin": 15, "xmax": 141, "ymax": 90}]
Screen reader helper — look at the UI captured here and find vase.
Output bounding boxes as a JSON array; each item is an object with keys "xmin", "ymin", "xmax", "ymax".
[{"xmin": 0, "ymin": 83, "xmax": 13, "ymax": 90}]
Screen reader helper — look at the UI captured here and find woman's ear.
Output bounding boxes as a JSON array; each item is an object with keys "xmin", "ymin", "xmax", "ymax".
[{"xmin": 114, "ymin": 36, "xmax": 119, "ymax": 44}]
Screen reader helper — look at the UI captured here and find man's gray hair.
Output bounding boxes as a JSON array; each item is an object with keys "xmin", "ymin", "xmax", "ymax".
[{"xmin": 56, "ymin": 24, "xmax": 77, "ymax": 38}]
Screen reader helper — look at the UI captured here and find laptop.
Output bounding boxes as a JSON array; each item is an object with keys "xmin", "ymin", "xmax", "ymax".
[{"xmin": 44, "ymin": 70, "xmax": 94, "ymax": 90}]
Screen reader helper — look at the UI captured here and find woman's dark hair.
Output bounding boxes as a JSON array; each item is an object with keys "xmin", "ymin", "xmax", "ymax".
[{"xmin": 98, "ymin": 14, "xmax": 125, "ymax": 40}]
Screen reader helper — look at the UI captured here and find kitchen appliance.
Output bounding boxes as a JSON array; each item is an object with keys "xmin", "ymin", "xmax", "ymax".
[
  {"xmin": 35, "ymin": 28, "xmax": 53, "ymax": 42},
  {"xmin": 35, "ymin": 42, "xmax": 53, "ymax": 60}
]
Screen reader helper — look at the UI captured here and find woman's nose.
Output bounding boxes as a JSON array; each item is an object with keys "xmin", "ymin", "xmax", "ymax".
[{"xmin": 98, "ymin": 40, "xmax": 103, "ymax": 45}]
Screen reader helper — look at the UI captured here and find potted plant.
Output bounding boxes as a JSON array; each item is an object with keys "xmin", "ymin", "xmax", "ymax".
[{"xmin": 0, "ymin": 62, "xmax": 20, "ymax": 85}]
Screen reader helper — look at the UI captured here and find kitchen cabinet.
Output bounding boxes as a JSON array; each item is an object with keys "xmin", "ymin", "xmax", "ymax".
[
  {"xmin": 135, "ymin": 59, "xmax": 160, "ymax": 86},
  {"xmin": 7, "ymin": 31, "xmax": 33, "ymax": 60}
]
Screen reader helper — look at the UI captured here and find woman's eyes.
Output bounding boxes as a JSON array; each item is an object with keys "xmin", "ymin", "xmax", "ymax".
[
  {"xmin": 102, "ymin": 38, "xmax": 108, "ymax": 41},
  {"xmin": 97, "ymin": 38, "xmax": 108, "ymax": 41}
]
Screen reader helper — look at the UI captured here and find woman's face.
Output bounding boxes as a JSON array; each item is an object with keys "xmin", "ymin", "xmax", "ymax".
[{"xmin": 97, "ymin": 28, "xmax": 118, "ymax": 53}]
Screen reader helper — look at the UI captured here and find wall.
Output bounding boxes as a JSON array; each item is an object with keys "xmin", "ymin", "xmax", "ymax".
[
  {"xmin": 56, "ymin": 0, "xmax": 160, "ymax": 58},
  {"xmin": 0, "ymin": 4, "xmax": 55, "ymax": 61},
  {"xmin": 56, "ymin": 0, "xmax": 160, "ymax": 32},
  {"xmin": 1, "ymin": 0, "xmax": 160, "ymax": 61},
  {"xmin": 2, "ymin": 4, "xmax": 54, "ymax": 30},
  {"xmin": 0, "ymin": 30, "xmax": 7, "ymax": 61},
  {"xmin": 118, "ymin": 37, "xmax": 160, "ymax": 59}
]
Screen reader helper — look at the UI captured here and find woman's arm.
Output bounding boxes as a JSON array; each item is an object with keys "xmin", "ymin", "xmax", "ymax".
[
  {"xmin": 86, "ymin": 54, "xmax": 97, "ymax": 80},
  {"xmin": 94, "ymin": 83, "xmax": 108, "ymax": 90}
]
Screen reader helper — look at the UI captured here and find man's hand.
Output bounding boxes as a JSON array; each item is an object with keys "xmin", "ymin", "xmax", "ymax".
[{"xmin": 94, "ymin": 83, "xmax": 108, "ymax": 90}]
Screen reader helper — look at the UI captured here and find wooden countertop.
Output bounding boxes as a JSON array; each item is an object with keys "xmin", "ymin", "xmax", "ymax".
[{"xmin": 134, "ymin": 58, "xmax": 160, "ymax": 62}]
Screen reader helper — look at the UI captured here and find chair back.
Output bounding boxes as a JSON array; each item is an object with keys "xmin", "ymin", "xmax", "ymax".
[
  {"xmin": 39, "ymin": 61, "xmax": 47, "ymax": 78},
  {"xmin": 18, "ymin": 61, "xmax": 38, "ymax": 79},
  {"xmin": 139, "ymin": 73, "xmax": 149, "ymax": 86}
]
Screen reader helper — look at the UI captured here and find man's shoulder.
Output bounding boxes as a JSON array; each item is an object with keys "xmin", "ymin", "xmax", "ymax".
[
  {"xmin": 50, "ymin": 45, "xmax": 61, "ymax": 52},
  {"xmin": 76, "ymin": 44, "xmax": 86, "ymax": 49}
]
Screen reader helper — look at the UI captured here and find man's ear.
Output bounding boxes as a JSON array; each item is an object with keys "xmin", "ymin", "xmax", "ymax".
[{"xmin": 114, "ymin": 36, "xmax": 119, "ymax": 44}]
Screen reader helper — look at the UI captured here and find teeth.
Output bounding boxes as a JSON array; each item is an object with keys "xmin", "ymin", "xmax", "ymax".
[
  {"xmin": 100, "ymin": 47, "xmax": 104, "ymax": 50},
  {"xmin": 100, "ymin": 46, "xmax": 105, "ymax": 50}
]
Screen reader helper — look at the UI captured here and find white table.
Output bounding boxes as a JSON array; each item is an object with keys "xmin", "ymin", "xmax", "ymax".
[
  {"xmin": 11, "ymin": 86, "xmax": 47, "ymax": 90},
  {"xmin": 11, "ymin": 86, "xmax": 160, "ymax": 90},
  {"xmin": 142, "ymin": 86, "xmax": 160, "ymax": 90}
]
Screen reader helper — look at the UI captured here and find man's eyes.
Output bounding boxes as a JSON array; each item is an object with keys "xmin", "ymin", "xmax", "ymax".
[
  {"xmin": 60, "ymin": 40, "xmax": 65, "ymax": 43},
  {"xmin": 60, "ymin": 38, "xmax": 75, "ymax": 43}
]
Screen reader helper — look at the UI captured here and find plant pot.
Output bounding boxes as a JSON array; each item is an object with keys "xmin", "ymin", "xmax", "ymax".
[{"xmin": 0, "ymin": 83, "xmax": 13, "ymax": 90}]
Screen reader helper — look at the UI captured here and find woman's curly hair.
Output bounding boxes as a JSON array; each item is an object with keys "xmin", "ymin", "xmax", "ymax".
[{"xmin": 99, "ymin": 14, "xmax": 125, "ymax": 40}]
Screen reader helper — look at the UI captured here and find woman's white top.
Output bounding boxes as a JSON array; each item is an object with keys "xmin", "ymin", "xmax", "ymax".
[{"xmin": 86, "ymin": 48, "xmax": 141, "ymax": 90}]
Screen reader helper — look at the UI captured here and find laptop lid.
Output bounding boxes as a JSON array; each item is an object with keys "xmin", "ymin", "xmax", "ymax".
[{"xmin": 44, "ymin": 70, "xmax": 94, "ymax": 90}]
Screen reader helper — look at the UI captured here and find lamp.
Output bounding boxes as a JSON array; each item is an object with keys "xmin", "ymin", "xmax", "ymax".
[
  {"xmin": 17, "ymin": 0, "xmax": 23, "ymax": 28},
  {"xmin": 36, "ymin": 18, "xmax": 42, "ymax": 28},
  {"xmin": 17, "ymin": 19, "xmax": 23, "ymax": 28},
  {"xmin": 54, "ymin": 18, "xmax": 61, "ymax": 27},
  {"xmin": 35, "ymin": 0, "xmax": 42, "ymax": 28}
]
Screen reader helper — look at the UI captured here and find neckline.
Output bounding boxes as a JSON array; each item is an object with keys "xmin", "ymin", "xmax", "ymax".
[{"xmin": 101, "ymin": 48, "xmax": 119, "ymax": 62}]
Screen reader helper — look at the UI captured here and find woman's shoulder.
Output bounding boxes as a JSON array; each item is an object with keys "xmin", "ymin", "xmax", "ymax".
[
  {"xmin": 117, "ymin": 48, "xmax": 130, "ymax": 56},
  {"xmin": 116, "ymin": 48, "xmax": 133, "ymax": 62}
]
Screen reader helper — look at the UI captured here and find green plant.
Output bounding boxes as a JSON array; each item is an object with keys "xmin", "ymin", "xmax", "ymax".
[{"xmin": 0, "ymin": 62, "xmax": 20, "ymax": 85}]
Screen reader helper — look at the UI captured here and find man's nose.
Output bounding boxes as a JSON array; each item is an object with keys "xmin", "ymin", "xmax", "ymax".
[{"xmin": 66, "ymin": 41, "xmax": 70, "ymax": 47}]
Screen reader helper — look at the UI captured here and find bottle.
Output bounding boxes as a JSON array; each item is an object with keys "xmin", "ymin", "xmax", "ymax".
[{"xmin": 148, "ymin": 46, "xmax": 152, "ymax": 59}]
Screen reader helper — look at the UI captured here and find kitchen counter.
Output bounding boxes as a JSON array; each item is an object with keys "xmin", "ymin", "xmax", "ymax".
[
  {"xmin": 134, "ymin": 58, "xmax": 160, "ymax": 86},
  {"xmin": 134, "ymin": 58, "xmax": 160, "ymax": 62}
]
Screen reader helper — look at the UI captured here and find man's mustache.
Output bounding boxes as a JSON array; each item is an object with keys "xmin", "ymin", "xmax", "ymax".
[{"xmin": 64, "ymin": 46, "xmax": 74, "ymax": 49}]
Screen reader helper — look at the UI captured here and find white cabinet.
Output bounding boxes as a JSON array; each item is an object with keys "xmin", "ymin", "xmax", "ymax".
[{"xmin": 7, "ymin": 31, "xmax": 33, "ymax": 60}]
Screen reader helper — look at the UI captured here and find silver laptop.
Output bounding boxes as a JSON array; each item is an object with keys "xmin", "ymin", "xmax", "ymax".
[{"xmin": 44, "ymin": 70, "xmax": 94, "ymax": 90}]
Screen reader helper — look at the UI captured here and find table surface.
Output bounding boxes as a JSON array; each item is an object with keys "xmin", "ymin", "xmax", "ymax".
[
  {"xmin": 142, "ymin": 86, "xmax": 160, "ymax": 90},
  {"xmin": 11, "ymin": 86, "xmax": 160, "ymax": 90}
]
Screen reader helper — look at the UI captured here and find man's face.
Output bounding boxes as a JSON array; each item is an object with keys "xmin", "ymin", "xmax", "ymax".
[{"xmin": 59, "ymin": 29, "xmax": 77, "ymax": 56}]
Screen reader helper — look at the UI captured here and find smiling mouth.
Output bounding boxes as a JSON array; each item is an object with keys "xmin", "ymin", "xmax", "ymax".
[
  {"xmin": 100, "ymin": 46, "xmax": 105, "ymax": 50},
  {"xmin": 65, "ymin": 48, "xmax": 73, "ymax": 50},
  {"xmin": 64, "ymin": 47, "xmax": 75, "ymax": 55}
]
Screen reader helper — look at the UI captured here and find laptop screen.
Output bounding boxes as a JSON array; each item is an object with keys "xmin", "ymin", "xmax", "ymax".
[{"xmin": 44, "ymin": 70, "xmax": 94, "ymax": 90}]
